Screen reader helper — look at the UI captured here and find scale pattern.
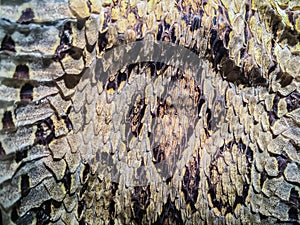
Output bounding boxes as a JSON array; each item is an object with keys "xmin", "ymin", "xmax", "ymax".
[{"xmin": 0, "ymin": 0, "xmax": 300, "ymax": 224}]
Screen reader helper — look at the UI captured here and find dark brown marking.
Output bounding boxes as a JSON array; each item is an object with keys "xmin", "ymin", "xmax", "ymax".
[
  {"xmin": 259, "ymin": 171, "xmax": 267, "ymax": 189},
  {"xmin": 77, "ymin": 200, "xmax": 85, "ymax": 219},
  {"xmin": 20, "ymin": 83, "xmax": 33, "ymax": 102},
  {"xmin": 156, "ymin": 23, "xmax": 163, "ymax": 41},
  {"xmin": 106, "ymin": 79, "xmax": 117, "ymax": 91},
  {"xmin": 21, "ymin": 174, "xmax": 30, "ymax": 197},
  {"xmin": 62, "ymin": 115, "xmax": 73, "ymax": 132},
  {"xmin": 152, "ymin": 145, "xmax": 166, "ymax": 164},
  {"xmin": 286, "ymin": 91, "xmax": 300, "ymax": 112},
  {"xmin": 289, "ymin": 188, "xmax": 300, "ymax": 208},
  {"xmin": 17, "ymin": 8, "xmax": 35, "ymax": 24},
  {"xmin": 98, "ymin": 31, "xmax": 108, "ymax": 53},
  {"xmin": 288, "ymin": 207, "xmax": 298, "ymax": 221},
  {"xmin": 153, "ymin": 198, "xmax": 184, "ymax": 225},
  {"xmin": 128, "ymin": 95, "xmax": 146, "ymax": 137},
  {"xmin": 276, "ymin": 71, "xmax": 293, "ymax": 87},
  {"xmin": 16, "ymin": 149, "xmax": 27, "ymax": 163},
  {"xmin": 0, "ymin": 142, "xmax": 5, "ymax": 156},
  {"xmin": 11, "ymin": 207, "xmax": 19, "ymax": 223},
  {"xmin": 170, "ymin": 26, "xmax": 177, "ymax": 43},
  {"xmin": 117, "ymin": 71, "xmax": 127, "ymax": 87},
  {"xmin": 108, "ymin": 182, "xmax": 118, "ymax": 225},
  {"xmin": 182, "ymin": 153, "xmax": 200, "ymax": 212},
  {"xmin": 190, "ymin": 16, "xmax": 201, "ymax": 32},
  {"xmin": 77, "ymin": 18, "xmax": 86, "ymax": 30},
  {"xmin": 13, "ymin": 64, "xmax": 29, "ymax": 80},
  {"xmin": 276, "ymin": 153, "xmax": 290, "ymax": 177},
  {"xmin": 2, "ymin": 111, "xmax": 15, "ymax": 130},
  {"xmin": 268, "ymin": 92, "xmax": 280, "ymax": 125},
  {"xmin": 35, "ymin": 200, "xmax": 51, "ymax": 224},
  {"xmin": 0, "ymin": 35, "xmax": 16, "ymax": 52},
  {"xmin": 63, "ymin": 74, "xmax": 82, "ymax": 89},
  {"xmin": 131, "ymin": 185, "xmax": 150, "ymax": 223},
  {"xmin": 54, "ymin": 22, "xmax": 73, "ymax": 60},
  {"xmin": 79, "ymin": 217, "xmax": 86, "ymax": 225},
  {"xmin": 0, "ymin": 208, "xmax": 2, "ymax": 225},
  {"xmin": 62, "ymin": 166, "xmax": 71, "ymax": 194},
  {"xmin": 35, "ymin": 119, "xmax": 54, "ymax": 145},
  {"xmin": 82, "ymin": 164, "xmax": 90, "ymax": 184}
]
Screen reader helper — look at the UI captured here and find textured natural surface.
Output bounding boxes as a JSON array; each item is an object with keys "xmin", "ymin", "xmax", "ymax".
[{"xmin": 0, "ymin": 0, "xmax": 300, "ymax": 224}]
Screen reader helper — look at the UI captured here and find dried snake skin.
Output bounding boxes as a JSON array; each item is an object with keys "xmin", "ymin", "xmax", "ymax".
[{"xmin": 0, "ymin": 0, "xmax": 300, "ymax": 224}]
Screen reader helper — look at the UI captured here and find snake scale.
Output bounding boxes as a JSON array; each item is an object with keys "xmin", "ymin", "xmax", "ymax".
[{"xmin": 0, "ymin": 0, "xmax": 300, "ymax": 224}]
